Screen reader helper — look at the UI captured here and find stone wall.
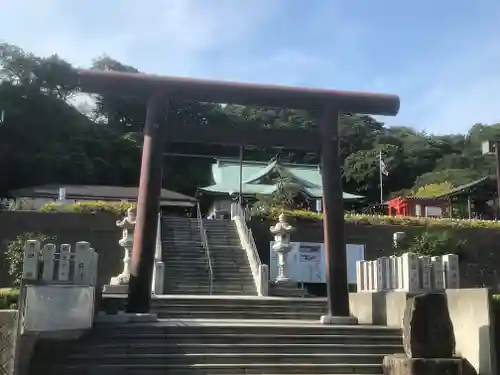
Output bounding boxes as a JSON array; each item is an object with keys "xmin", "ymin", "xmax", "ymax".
[
  {"xmin": 0, "ymin": 310, "xmax": 17, "ymax": 375},
  {"xmin": 0, "ymin": 212, "xmax": 122, "ymax": 290},
  {"xmin": 249, "ymin": 219, "xmax": 500, "ymax": 291},
  {"xmin": 3, "ymin": 212, "xmax": 500, "ymax": 292}
]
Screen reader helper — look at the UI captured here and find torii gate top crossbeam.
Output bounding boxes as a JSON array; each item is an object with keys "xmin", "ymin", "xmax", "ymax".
[{"xmin": 76, "ymin": 69, "xmax": 400, "ymax": 116}]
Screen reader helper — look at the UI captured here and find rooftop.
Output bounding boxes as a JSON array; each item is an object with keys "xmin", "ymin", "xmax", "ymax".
[
  {"xmin": 11, "ymin": 185, "xmax": 197, "ymax": 205},
  {"xmin": 200, "ymin": 158, "xmax": 364, "ymax": 200}
]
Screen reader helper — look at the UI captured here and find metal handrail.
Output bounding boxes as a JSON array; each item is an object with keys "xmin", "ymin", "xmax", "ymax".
[{"xmin": 197, "ymin": 203, "xmax": 213, "ymax": 295}]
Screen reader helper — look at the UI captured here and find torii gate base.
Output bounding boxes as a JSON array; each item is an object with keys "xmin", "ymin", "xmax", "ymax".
[{"xmin": 75, "ymin": 69, "xmax": 400, "ymax": 324}]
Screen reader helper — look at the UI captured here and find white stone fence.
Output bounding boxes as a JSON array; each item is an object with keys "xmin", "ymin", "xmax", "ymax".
[
  {"xmin": 356, "ymin": 252, "xmax": 460, "ymax": 292},
  {"xmin": 22, "ymin": 240, "xmax": 98, "ymax": 286}
]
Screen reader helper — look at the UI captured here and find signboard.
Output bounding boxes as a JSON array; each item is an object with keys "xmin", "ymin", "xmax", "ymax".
[{"xmin": 269, "ymin": 242, "xmax": 365, "ymax": 284}]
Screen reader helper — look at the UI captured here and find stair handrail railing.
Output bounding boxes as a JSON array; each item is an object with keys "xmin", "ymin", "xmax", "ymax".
[
  {"xmin": 151, "ymin": 212, "xmax": 165, "ymax": 295},
  {"xmin": 231, "ymin": 202, "xmax": 269, "ymax": 296},
  {"xmin": 197, "ymin": 203, "xmax": 213, "ymax": 295}
]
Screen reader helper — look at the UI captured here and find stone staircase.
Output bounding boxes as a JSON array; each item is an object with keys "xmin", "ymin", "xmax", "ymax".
[
  {"xmin": 31, "ymin": 297, "xmax": 404, "ymax": 374},
  {"xmin": 103, "ymin": 295, "xmax": 328, "ymax": 320},
  {"xmin": 162, "ymin": 215, "xmax": 210, "ymax": 294},
  {"xmin": 161, "ymin": 215, "xmax": 257, "ymax": 295},
  {"xmin": 31, "ymin": 214, "xmax": 404, "ymax": 374},
  {"xmin": 203, "ymin": 219, "xmax": 257, "ymax": 295}
]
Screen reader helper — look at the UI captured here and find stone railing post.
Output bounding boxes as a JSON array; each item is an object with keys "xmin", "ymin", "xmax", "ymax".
[{"xmin": 356, "ymin": 252, "xmax": 460, "ymax": 293}]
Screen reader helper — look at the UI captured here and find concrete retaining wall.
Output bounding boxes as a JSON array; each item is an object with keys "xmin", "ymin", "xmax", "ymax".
[{"xmin": 349, "ymin": 289, "xmax": 496, "ymax": 375}]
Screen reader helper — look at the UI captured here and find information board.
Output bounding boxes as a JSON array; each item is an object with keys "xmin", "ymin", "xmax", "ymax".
[{"xmin": 269, "ymin": 242, "xmax": 365, "ymax": 283}]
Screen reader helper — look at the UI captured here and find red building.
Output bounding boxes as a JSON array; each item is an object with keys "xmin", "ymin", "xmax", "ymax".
[{"xmin": 387, "ymin": 196, "xmax": 450, "ymax": 218}]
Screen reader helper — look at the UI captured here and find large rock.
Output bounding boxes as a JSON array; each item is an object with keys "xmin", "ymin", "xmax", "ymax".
[
  {"xmin": 402, "ymin": 293, "xmax": 455, "ymax": 358},
  {"xmin": 383, "ymin": 354, "xmax": 463, "ymax": 375}
]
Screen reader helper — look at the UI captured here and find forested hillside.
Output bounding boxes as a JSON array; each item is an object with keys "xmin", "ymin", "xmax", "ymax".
[{"xmin": 1, "ymin": 43, "xmax": 499, "ymax": 202}]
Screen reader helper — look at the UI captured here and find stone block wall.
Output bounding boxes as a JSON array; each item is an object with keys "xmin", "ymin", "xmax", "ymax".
[
  {"xmin": 249, "ymin": 219, "xmax": 500, "ymax": 291},
  {"xmin": 0, "ymin": 310, "xmax": 17, "ymax": 375},
  {"xmin": 0, "ymin": 212, "xmax": 122, "ymax": 290}
]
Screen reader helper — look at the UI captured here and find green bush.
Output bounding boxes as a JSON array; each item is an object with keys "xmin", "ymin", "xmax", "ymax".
[
  {"xmin": 0, "ymin": 288, "xmax": 19, "ymax": 310},
  {"xmin": 255, "ymin": 209, "xmax": 500, "ymax": 229},
  {"xmin": 5, "ymin": 232, "xmax": 54, "ymax": 285},
  {"xmin": 394, "ymin": 231, "xmax": 467, "ymax": 258},
  {"xmin": 40, "ymin": 201, "xmax": 134, "ymax": 215}
]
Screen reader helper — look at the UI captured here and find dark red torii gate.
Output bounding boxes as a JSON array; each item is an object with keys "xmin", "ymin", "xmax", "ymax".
[{"xmin": 75, "ymin": 69, "xmax": 400, "ymax": 323}]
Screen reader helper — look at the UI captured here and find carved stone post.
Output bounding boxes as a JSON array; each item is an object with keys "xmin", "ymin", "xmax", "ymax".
[
  {"xmin": 112, "ymin": 207, "xmax": 136, "ymax": 285},
  {"xmin": 270, "ymin": 213, "xmax": 295, "ymax": 282},
  {"xmin": 104, "ymin": 207, "xmax": 136, "ymax": 294}
]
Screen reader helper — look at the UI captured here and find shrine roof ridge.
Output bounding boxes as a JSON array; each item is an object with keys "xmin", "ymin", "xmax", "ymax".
[{"xmin": 75, "ymin": 69, "xmax": 400, "ymax": 115}]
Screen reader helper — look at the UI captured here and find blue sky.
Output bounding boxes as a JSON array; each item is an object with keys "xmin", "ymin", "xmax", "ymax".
[{"xmin": 1, "ymin": 0, "xmax": 500, "ymax": 134}]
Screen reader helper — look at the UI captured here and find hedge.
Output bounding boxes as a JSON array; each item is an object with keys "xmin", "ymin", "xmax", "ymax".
[
  {"xmin": 0, "ymin": 288, "xmax": 19, "ymax": 310},
  {"xmin": 256, "ymin": 209, "xmax": 500, "ymax": 229},
  {"xmin": 35, "ymin": 201, "xmax": 500, "ymax": 229},
  {"xmin": 40, "ymin": 201, "xmax": 135, "ymax": 215}
]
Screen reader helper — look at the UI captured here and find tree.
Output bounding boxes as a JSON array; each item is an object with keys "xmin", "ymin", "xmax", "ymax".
[{"xmin": 1, "ymin": 41, "xmax": 499, "ymax": 206}]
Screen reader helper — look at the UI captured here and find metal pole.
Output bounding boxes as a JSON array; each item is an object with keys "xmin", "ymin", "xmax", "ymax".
[
  {"xmin": 127, "ymin": 93, "xmax": 169, "ymax": 313},
  {"xmin": 239, "ymin": 145, "xmax": 243, "ymax": 205},
  {"xmin": 319, "ymin": 106, "xmax": 350, "ymax": 319},
  {"xmin": 495, "ymin": 141, "xmax": 500, "ymax": 220},
  {"xmin": 379, "ymin": 151, "xmax": 384, "ymax": 204}
]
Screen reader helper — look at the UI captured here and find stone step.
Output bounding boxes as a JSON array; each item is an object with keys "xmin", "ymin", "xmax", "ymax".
[
  {"xmin": 162, "ymin": 253, "xmax": 207, "ymax": 259},
  {"xmin": 83, "ymin": 331, "xmax": 402, "ymax": 345},
  {"xmin": 91, "ymin": 323, "xmax": 402, "ymax": 337},
  {"xmin": 32, "ymin": 363, "xmax": 384, "ymax": 374},
  {"xmin": 109, "ymin": 296, "xmax": 332, "ymax": 308},
  {"xmin": 40, "ymin": 342, "xmax": 403, "ymax": 355},
  {"xmin": 153, "ymin": 310, "xmax": 323, "ymax": 320},
  {"xmin": 163, "ymin": 271, "xmax": 210, "ymax": 277},
  {"xmin": 149, "ymin": 303, "xmax": 325, "ymax": 314},
  {"xmin": 39, "ymin": 353, "xmax": 387, "ymax": 366},
  {"xmin": 163, "ymin": 270, "xmax": 252, "ymax": 278},
  {"xmin": 164, "ymin": 265, "xmax": 250, "ymax": 272},
  {"xmin": 162, "ymin": 252, "xmax": 206, "ymax": 257}
]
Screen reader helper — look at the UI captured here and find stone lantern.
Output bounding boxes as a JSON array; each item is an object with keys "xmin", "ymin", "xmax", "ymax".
[
  {"xmin": 270, "ymin": 213, "xmax": 295, "ymax": 282},
  {"xmin": 110, "ymin": 207, "xmax": 136, "ymax": 287}
]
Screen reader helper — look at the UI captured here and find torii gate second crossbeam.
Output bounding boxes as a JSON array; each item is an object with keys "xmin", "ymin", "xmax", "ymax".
[{"xmin": 76, "ymin": 69, "xmax": 400, "ymax": 324}]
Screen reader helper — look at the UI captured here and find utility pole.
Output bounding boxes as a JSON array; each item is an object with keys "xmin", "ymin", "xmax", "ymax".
[{"xmin": 481, "ymin": 140, "xmax": 500, "ymax": 219}]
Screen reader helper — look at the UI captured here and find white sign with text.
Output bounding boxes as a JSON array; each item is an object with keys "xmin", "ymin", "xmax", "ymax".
[{"xmin": 269, "ymin": 242, "xmax": 365, "ymax": 283}]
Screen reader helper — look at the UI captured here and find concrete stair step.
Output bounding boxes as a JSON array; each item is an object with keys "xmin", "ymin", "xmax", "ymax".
[
  {"xmin": 163, "ymin": 272, "xmax": 210, "ymax": 278},
  {"xmin": 163, "ymin": 273, "xmax": 253, "ymax": 280},
  {"xmin": 153, "ymin": 311, "xmax": 323, "ymax": 320},
  {"xmin": 149, "ymin": 297, "xmax": 329, "ymax": 307},
  {"xmin": 45, "ymin": 342, "xmax": 403, "ymax": 355},
  {"xmin": 150, "ymin": 303, "xmax": 325, "ymax": 313},
  {"xmin": 85, "ymin": 332, "xmax": 402, "ymax": 345},
  {"xmin": 162, "ymin": 290, "xmax": 212, "ymax": 295},
  {"xmin": 92, "ymin": 321, "xmax": 401, "ymax": 335},
  {"xmin": 46, "ymin": 353, "xmax": 386, "ymax": 366},
  {"xmin": 33, "ymin": 363, "xmax": 384, "ymax": 374}
]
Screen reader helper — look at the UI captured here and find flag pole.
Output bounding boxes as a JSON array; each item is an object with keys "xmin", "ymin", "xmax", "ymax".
[{"xmin": 379, "ymin": 151, "xmax": 384, "ymax": 204}]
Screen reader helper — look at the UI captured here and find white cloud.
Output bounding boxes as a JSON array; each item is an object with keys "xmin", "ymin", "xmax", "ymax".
[
  {"xmin": 370, "ymin": 14, "xmax": 500, "ymax": 134},
  {"xmin": 0, "ymin": 0, "xmax": 284, "ymax": 73},
  {"xmin": 2, "ymin": 0, "xmax": 500, "ymax": 134}
]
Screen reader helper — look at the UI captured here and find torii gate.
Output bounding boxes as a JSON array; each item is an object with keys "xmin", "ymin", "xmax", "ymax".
[{"xmin": 76, "ymin": 69, "xmax": 400, "ymax": 323}]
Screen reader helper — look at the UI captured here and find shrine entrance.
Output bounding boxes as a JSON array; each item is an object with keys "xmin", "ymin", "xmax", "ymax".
[{"xmin": 75, "ymin": 69, "xmax": 400, "ymax": 322}]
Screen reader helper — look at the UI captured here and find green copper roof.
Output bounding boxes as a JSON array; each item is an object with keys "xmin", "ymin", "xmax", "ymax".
[{"xmin": 201, "ymin": 158, "xmax": 364, "ymax": 200}]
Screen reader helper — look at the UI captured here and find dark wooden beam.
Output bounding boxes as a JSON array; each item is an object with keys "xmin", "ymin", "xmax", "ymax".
[
  {"xmin": 76, "ymin": 69, "xmax": 400, "ymax": 115},
  {"xmin": 165, "ymin": 123, "xmax": 320, "ymax": 150},
  {"xmin": 127, "ymin": 93, "xmax": 169, "ymax": 313},
  {"xmin": 76, "ymin": 68, "xmax": 402, "ymax": 318}
]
